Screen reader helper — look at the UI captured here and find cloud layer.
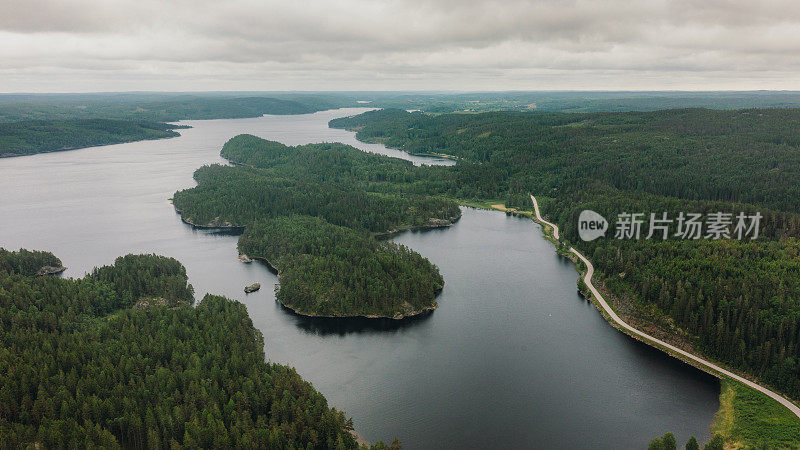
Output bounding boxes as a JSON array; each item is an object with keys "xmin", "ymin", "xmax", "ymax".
[{"xmin": 2, "ymin": 0, "xmax": 800, "ymax": 91}]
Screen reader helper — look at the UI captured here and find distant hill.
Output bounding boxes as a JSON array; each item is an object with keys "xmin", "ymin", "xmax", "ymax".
[{"xmin": 0, "ymin": 119, "xmax": 184, "ymax": 157}]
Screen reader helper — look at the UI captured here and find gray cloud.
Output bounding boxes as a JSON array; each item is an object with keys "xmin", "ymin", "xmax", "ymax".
[{"xmin": 2, "ymin": 0, "xmax": 800, "ymax": 91}]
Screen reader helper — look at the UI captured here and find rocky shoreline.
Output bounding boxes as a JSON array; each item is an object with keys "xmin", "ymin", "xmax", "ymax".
[
  {"xmin": 373, "ymin": 214, "xmax": 462, "ymax": 238},
  {"xmin": 173, "ymin": 206, "xmax": 245, "ymax": 231},
  {"xmin": 35, "ymin": 265, "xmax": 67, "ymax": 276},
  {"xmin": 279, "ymin": 299, "xmax": 438, "ymax": 321},
  {"xmin": 251, "ymin": 255, "xmax": 440, "ymax": 320}
]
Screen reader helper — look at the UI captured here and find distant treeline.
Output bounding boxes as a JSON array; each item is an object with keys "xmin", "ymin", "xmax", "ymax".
[
  {"xmin": 329, "ymin": 107, "xmax": 800, "ymax": 425},
  {"xmin": 0, "ymin": 249, "xmax": 399, "ymax": 448},
  {"xmin": 0, "ymin": 95, "xmax": 352, "ymax": 157},
  {"xmin": 367, "ymin": 91, "xmax": 800, "ymax": 114},
  {"xmin": 173, "ymin": 135, "xmax": 460, "ymax": 318},
  {"xmin": 0, "ymin": 119, "xmax": 185, "ymax": 156},
  {"xmin": 0, "ymin": 95, "xmax": 346, "ymax": 122},
  {"xmin": 7, "ymin": 91, "xmax": 800, "ymax": 119}
]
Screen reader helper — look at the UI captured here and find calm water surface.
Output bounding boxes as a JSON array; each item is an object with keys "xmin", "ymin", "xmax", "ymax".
[{"xmin": 0, "ymin": 108, "xmax": 719, "ymax": 449}]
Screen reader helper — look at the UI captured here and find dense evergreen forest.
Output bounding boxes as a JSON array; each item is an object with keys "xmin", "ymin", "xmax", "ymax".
[
  {"xmin": 0, "ymin": 248, "xmax": 397, "ymax": 449},
  {"xmin": 173, "ymin": 135, "xmax": 459, "ymax": 317},
  {"xmin": 240, "ymin": 216, "xmax": 443, "ymax": 318},
  {"xmin": 330, "ymin": 108, "xmax": 800, "ymax": 211},
  {"xmin": 0, "ymin": 119, "xmax": 185, "ymax": 157},
  {"xmin": 330, "ymin": 108, "xmax": 800, "ymax": 412}
]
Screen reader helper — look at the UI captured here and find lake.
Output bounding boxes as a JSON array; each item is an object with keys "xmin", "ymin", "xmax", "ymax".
[{"xmin": 0, "ymin": 108, "xmax": 719, "ymax": 448}]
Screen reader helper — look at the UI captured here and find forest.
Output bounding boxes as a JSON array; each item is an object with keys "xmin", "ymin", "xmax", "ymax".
[
  {"xmin": 0, "ymin": 119, "xmax": 185, "ymax": 157},
  {"xmin": 0, "ymin": 249, "xmax": 400, "ymax": 449},
  {"xmin": 330, "ymin": 108, "xmax": 800, "ymax": 211},
  {"xmin": 330, "ymin": 108, "xmax": 800, "ymax": 424},
  {"xmin": 172, "ymin": 135, "xmax": 460, "ymax": 317},
  {"xmin": 239, "ymin": 216, "xmax": 443, "ymax": 318}
]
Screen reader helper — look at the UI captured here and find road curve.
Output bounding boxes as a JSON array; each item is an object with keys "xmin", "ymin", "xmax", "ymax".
[
  {"xmin": 529, "ymin": 194, "xmax": 800, "ymax": 421},
  {"xmin": 529, "ymin": 195, "xmax": 559, "ymax": 239}
]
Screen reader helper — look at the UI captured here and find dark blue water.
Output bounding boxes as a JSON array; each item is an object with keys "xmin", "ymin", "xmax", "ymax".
[{"xmin": 0, "ymin": 108, "xmax": 719, "ymax": 449}]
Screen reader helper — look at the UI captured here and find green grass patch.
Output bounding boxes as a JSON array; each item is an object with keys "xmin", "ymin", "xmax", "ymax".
[
  {"xmin": 712, "ymin": 378, "xmax": 800, "ymax": 449},
  {"xmin": 452, "ymin": 198, "xmax": 505, "ymax": 210}
]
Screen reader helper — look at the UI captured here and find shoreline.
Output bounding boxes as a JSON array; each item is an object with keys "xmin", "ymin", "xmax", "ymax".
[
  {"xmin": 279, "ymin": 300, "xmax": 438, "ymax": 321},
  {"xmin": 329, "ymin": 125, "xmax": 458, "ymax": 161},
  {"xmin": 0, "ymin": 132, "xmax": 184, "ymax": 159},
  {"xmin": 173, "ymin": 207, "xmax": 246, "ymax": 231},
  {"xmin": 248, "ymin": 255, "xmax": 441, "ymax": 321},
  {"xmin": 527, "ymin": 194, "xmax": 800, "ymax": 422},
  {"xmin": 372, "ymin": 214, "xmax": 462, "ymax": 239},
  {"xmin": 172, "ymin": 201, "xmax": 450, "ymax": 320},
  {"xmin": 348, "ymin": 429, "xmax": 370, "ymax": 447}
]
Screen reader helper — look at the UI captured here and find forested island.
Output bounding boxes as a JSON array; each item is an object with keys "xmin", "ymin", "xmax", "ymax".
[
  {"xmin": 172, "ymin": 135, "xmax": 460, "ymax": 318},
  {"xmin": 331, "ymin": 107, "xmax": 800, "ymax": 448},
  {"xmin": 0, "ymin": 248, "xmax": 403, "ymax": 448}
]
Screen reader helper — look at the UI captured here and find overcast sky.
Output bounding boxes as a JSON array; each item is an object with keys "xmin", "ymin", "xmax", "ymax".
[{"xmin": 3, "ymin": 0, "xmax": 800, "ymax": 92}]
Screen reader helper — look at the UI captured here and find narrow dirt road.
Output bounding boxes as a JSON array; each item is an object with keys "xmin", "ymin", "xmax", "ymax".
[
  {"xmin": 529, "ymin": 194, "xmax": 800, "ymax": 421},
  {"xmin": 529, "ymin": 195, "xmax": 559, "ymax": 239}
]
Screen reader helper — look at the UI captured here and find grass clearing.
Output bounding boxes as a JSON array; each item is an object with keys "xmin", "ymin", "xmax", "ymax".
[
  {"xmin": 712, "ymin": 379, "xmax": 800, "ymax": 449},
  {"xmin": 453, "ymin": 198, "xmax": 505, "ymax": 210}
]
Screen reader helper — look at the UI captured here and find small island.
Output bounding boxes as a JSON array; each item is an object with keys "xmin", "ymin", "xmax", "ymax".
[{"xmin": 244, "ymin": 282, "xmax": 261, "ymax": 293}]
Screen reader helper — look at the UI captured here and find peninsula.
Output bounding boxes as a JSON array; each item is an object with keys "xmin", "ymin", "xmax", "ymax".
[{"xmin": 173, "ymin": 135, "xmax": 459, "ymax": 318}]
